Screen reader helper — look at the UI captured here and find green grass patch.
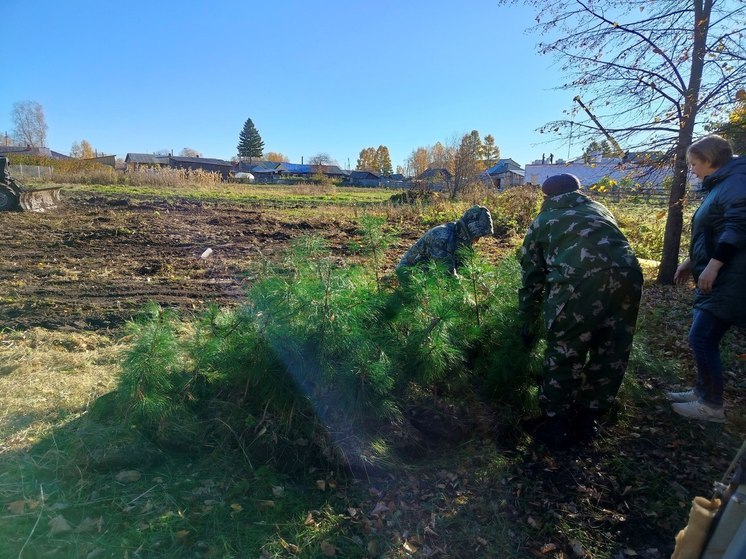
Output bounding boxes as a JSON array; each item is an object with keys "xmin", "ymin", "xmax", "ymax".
[{"xmin": 56, "ymin": 183, "xmax": 401, "ymax": 207}]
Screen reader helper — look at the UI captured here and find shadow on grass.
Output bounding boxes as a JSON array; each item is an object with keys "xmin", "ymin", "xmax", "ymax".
[
  {"xmin": 0, "ymin": 402, "xmax": 345, "ymax": 559},
  {"xmin": 1, "ymin": 371, "xmax": 743, "ymax": 559}
]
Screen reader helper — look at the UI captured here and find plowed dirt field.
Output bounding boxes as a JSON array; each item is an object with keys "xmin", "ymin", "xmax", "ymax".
[{"xmin": 1, "ymin": 189, "xmax": 415, "ymax": 331}]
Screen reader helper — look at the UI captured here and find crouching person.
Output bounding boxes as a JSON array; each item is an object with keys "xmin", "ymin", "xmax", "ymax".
[
  {"xmin": 396, "ymin": 204, "xmax": 494, "ymax": 277},
  {"xmin": 519, "ymin": 174, "xmax": 643, "ymax": 450}
]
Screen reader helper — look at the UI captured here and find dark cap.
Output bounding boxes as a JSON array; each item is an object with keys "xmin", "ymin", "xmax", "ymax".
[{"xmin": 542, "ymin": 173, "xmax": 581, "ymax": 196}]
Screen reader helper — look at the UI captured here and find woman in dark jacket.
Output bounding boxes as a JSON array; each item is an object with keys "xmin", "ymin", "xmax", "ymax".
[{"xmin": 668, "ymin": 135, "xmax": 746, "ymax": 422}]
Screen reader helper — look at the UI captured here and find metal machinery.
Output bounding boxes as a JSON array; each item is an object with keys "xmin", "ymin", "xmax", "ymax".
[{"xmin": 0, "ymin": 156, "xmax": 62, "ymax": 212}]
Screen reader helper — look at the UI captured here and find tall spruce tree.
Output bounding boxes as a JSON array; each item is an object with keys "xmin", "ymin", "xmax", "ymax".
[{"xmin": 237, "ymin": 118, "xmax": 264, "ymax": 162}]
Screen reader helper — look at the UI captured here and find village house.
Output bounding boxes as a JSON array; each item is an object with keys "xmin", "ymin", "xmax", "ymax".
[
  {"xmin": 0, "ymin": 145, "xmax": 70, "ymax": 159},
  {"xmin": 412, "ymin": 167, "xmax": 453, "ymax": 192},
  {"xmin": 484, "ymin": 158, "xmax": 525, "ymax": 189},
  {"xmin": 169, "ymin": 156, "xmax": 234, "ymax": 180},
  {"xmin": 124, "ymin": 153, "xmax": 170, "ymax": 171},
  {"xmin": 524, "ymin": 152, "xmax": 676, "ymax": 191}
]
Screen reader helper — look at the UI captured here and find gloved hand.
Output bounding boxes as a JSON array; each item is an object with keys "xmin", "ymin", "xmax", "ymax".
[{"xmin": 520, "ymin": 323, "xmax": 536, "ymax": 349}]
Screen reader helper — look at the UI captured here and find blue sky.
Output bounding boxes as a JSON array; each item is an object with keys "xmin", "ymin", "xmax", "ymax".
[{"xmin": 1, "ymin": 1, "xmax": 574, "ymax": 170}]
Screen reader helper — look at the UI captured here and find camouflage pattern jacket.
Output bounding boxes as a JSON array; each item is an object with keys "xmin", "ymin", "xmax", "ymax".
[
  {"xmin": 518, "ymin": 191, "xmax": 641, "ymax": 330},
  {"xmin": 396, "ymin": 220, "xmax": 471, "ymax": 275}
]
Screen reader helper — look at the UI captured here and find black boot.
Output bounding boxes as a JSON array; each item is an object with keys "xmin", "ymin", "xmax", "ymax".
[
  {"xmin": 570, "ymin": 408, "xmax": 603, "ymax": 442},
  {"xmin": 522, "ymin": 415, "xmax": 571, "ymax": 451}
]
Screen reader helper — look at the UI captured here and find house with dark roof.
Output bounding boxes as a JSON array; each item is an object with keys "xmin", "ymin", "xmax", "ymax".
[
  {"xmin": 85, "ymin": 154, "xmax": 116, "ymax": 168},
  {"xmin": 484, "ymin": 158, "xmax": 524, "ymax": 189},
  {"xmin": 0, "ymin": 145, "xmax": 70, "ymax": 159},
  {"xmin": 275, "ymin": 163, "xmax": 349, "ymax": 180},
  {"xmin": 169, "ymin": 156, "xmax": 233, "ymax": 179},
  {"xmin": 349, "ymin": 170, "xmax": 384, "ymax": 187},
  {"xmin": 412, "ymin": 167, "xmax": 453, "ymax": 192},
  {"xmin": 124, "ymin": 153, "xmax": 170, "ymax": 170},
  {"xmin": 235, "ymin": 160, "xmax": 282, "ymax": 181},
  {"xmin": 348, "ymin": 170, "xmax": 406, "ymax": 188}
]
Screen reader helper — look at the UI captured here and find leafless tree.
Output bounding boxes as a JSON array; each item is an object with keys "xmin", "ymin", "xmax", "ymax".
[
  {"xmin": 506, "ymin": 0, "xmax": 746, "ymax": 282},
  {"xmin": 308, "ymin": 153, "xmax": 337, "ymax": 167},
  {"xmin": 11, "ymin": 100, "xmax": 48, "ymax": 148},
  {"xmin": 179, "ymin": 147, "xmax": 202, "ymax": 158}
]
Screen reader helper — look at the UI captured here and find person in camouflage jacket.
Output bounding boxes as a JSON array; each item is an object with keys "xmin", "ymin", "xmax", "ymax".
[
  {"xmin": 518, "ymin": 174, "xmax": 643, "ymax": 449},
  {"xmin": 396, "ymin": 205, "xmax": 494, "ymax": 275}
]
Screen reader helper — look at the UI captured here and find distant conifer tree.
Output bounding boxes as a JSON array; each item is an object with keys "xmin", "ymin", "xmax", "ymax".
[{"xmin": 237, "ymin": 118, "xmax": 264, "ymax": 162}]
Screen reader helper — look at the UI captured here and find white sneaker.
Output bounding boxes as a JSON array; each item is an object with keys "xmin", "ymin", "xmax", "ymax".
[
  {"xmin": 671, "ymin": 400, "xmax": 725, "ymax": 423},
  {"xmin": 666, "ymin": 388, "xmax": 699, "ymax": 403}
]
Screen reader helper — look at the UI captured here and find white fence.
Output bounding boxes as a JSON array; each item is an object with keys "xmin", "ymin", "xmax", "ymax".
[{"xmin": 9, "ymin": 164, "xmax": 53, "ymax": 179}]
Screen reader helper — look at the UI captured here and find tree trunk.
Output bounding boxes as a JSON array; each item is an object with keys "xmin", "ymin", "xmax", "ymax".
[
  {"xmin": 657, "ymin": 0, "xmax": 712, "ymax": 284},
  {"xmin": 659, "ymin": 144, "xmax": 689, "ymax": 283}
]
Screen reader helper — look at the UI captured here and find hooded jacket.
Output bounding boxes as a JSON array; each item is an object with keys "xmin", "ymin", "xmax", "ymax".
[
  {"xmin": 689, "ymin": 156, "xmax": 746, "ymax": 326},
  {"xmin": 396, "ymin": 205, "xmax": 493, "ymax": 274}
]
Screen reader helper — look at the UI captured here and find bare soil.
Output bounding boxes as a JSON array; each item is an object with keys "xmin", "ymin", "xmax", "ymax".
[{"xmin": 1, "ymin": 190, "xmax": 410, "ymax": 331}]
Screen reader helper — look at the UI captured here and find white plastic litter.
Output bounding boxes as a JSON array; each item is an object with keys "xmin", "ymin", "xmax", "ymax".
[{"xmin": 200, "ymin": 248, "xmax": 213, "ymax": 259}]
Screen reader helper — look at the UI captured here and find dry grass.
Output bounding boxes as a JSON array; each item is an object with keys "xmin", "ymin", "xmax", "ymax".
[
  {"xmin": 0, "ymin": 329, "xmax": 123, "ymax": 451},
  {"xmin": 120, "ymin": 167, "xmax": 222, "ymax": 188}
]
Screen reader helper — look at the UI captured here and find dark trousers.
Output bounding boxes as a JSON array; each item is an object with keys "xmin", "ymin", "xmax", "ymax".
[{"xmin": 689, "ymin": 308, "xmax": 730, "ymax": 407}]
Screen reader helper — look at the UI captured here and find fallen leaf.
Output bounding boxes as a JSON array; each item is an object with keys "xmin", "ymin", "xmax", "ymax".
[
  {"xmin": 541, "ymin": 543, "xmax": 558, "ymax": 553},
  {"xmin": 570, "ymin": 539, "xmax": 586, "ymax": 557},
  {"xmin": 115, "ymin": 470, "xmax": 141, "ymax": 483},
  {"xmin": 48, "ymin": 514, "xmax": 73, "ymax": 535},
  {"xmin": 316, "ymin": 480, "xmax": 326, "ymax": 491},
  {"xmin": 403, "ymin": 541, "xmax": 418, "ymax": 553},
  {"xmin": 7, "ymin": 500, "xmax": 25, "ymax": 515},
  {"xmin": 75, "ymin": 516, "xmax": 103, "ymax": 533},
  {"xmin": 320, "ymin": 540, "xmax": 336, "ymax": 556},
  {"xmin": 230, "ymin": 503, "xmax": 243, "ymax": 512},
  {"xmin": 175, "ymin": 530, "xmax": 189, "ymax": 540}
]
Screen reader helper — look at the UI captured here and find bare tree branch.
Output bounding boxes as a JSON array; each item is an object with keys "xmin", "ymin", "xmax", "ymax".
[{"xmin": 504, "ymin": 0, "xmax": 745, "ymax": 283}]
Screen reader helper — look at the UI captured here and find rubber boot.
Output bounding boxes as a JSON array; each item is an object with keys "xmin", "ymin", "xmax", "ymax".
[
  {"xmin": 570, "ymin": 408, "xmax": 603, "ymax": 442},
  {"xmin": 523, "ymin": 415, "xmax": 571, "ymax": 451}
]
